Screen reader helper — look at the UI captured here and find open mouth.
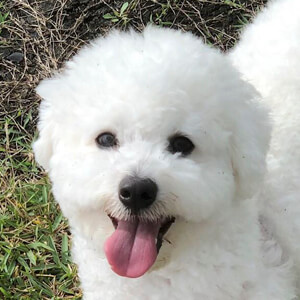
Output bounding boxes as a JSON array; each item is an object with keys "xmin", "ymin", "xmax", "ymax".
[{"xmin": 104, "ymin": 215, "xmax": 175, "ymax": 278}]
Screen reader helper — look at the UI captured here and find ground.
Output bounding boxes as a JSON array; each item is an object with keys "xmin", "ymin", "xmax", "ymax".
[{"xmin": 0, "ymin": 0, "xmax": 267, "ymax": 299}]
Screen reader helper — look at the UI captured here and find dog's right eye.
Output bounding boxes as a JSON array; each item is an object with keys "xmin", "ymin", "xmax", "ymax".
[
  {"xmin": 167, "ymin": 134, "xmax": 195, "ymax": 156},
  {"xmin": 96, "ymin": 132, "xmax": 118, "ymax": 148}
]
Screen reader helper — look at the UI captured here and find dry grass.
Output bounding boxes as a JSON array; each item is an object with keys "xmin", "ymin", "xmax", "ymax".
[{"xmin": 0, "ymin": 0, "xmax": 267, "ymax": 298}]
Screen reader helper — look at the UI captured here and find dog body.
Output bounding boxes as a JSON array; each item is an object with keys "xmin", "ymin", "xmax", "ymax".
[
  {"xmin": 33, "ymin": 0, "xmax": 300, "ymax": 298},
  {"xmin": 231, "ymin": 0, "xmax": 300, "ymax": 279}
]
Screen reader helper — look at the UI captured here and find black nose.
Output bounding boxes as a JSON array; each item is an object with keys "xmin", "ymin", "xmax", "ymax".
[{"xmin": 119, "ymin": 176, "xmax": 158, "ymax": 212}]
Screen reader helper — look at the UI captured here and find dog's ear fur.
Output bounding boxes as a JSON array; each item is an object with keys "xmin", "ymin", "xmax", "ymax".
[
  {"xmin": 230, "ymin": 93, "xmax": 271, "ymax": 200},
  {"xmin": 33, "ymin": 79, "xmax": 58, "ymax": 171}
]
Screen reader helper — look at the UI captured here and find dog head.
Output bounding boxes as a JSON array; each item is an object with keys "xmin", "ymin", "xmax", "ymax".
[{"xmin": 33, "ymin": 26, "xmax": 270, "ymax": 278}]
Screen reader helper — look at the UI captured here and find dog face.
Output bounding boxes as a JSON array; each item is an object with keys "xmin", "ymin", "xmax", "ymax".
[{"xmin": 33, "ymin": 26, "xmax": 270, "ymax": 278}]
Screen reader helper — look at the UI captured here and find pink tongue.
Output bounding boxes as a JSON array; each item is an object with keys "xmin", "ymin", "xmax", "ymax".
[{"xmin": 104, "ymin": 219, "xmax": 161, "ymax": 278}]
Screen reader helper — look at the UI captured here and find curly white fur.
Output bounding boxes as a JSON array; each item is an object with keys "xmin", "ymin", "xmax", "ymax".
[
  {"xmin": 33, "ymin": 0, "xmax": 300, "ymax": 298},
  {"xmin": 231, "ymin": 0, "xmax": 300, "ymax": 289}
]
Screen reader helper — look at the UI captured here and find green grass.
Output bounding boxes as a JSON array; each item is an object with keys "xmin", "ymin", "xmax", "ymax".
[
  {"xmin": 0, "ymin": 2, "xmax": 9, "ymax": 34},
  {"xmin": 0, "ymin": 112, "xmax": 81, "ymax": 299},
  {"xmin": 103, "ymin": 2, "xmax": 131, "ymax": 25}
]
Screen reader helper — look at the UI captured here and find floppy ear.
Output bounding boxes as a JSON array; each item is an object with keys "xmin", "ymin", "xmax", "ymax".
[
  {"xmin": 33, "ymin": 79, "xmax": 58, "ymax": 171},
  {"xmin": 230, "ymin": 93, "xmax": 271, "ymax": 200}
]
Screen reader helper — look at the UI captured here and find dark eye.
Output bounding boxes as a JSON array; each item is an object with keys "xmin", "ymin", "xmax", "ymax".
[
  {"xmin": 168, "ymin": 134, "xmax": 194, "ymax": 156},
  {"xmin": 96, "ymin": 132, "xmax": 118, "ymax": 148}
]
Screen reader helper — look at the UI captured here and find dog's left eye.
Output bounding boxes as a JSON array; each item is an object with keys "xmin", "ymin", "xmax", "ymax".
[
  {"xmin": 96, "ymin": 132, "xmax": 118, "ymax": 148},
  {"xmin": 167, "ymin": 134, "xmax": 195, "ymax": 156}
]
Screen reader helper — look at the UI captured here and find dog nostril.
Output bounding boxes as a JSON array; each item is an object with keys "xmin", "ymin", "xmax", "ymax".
[
  {"xmin": 120, "ymin": 188, "xmax": 131, "ymax": 200},
  {"xmin": 141, "ymin": 192, "xmax": 151, "ymax": 201}
]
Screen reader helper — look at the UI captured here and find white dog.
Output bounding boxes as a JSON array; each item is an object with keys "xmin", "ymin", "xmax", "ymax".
[{"xmin": 33, "ymin": 0, "xmax": 300, "ymax": 298}]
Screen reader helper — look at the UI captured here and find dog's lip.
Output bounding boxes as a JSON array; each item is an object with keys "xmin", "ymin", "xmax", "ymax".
[
  {"xmin": 107, "ymin": 214, "xmax": 175, "ymax": 252},
  {"xmin": 156, "ymin": 216, "xmax": 175, "ymax": 252}
]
